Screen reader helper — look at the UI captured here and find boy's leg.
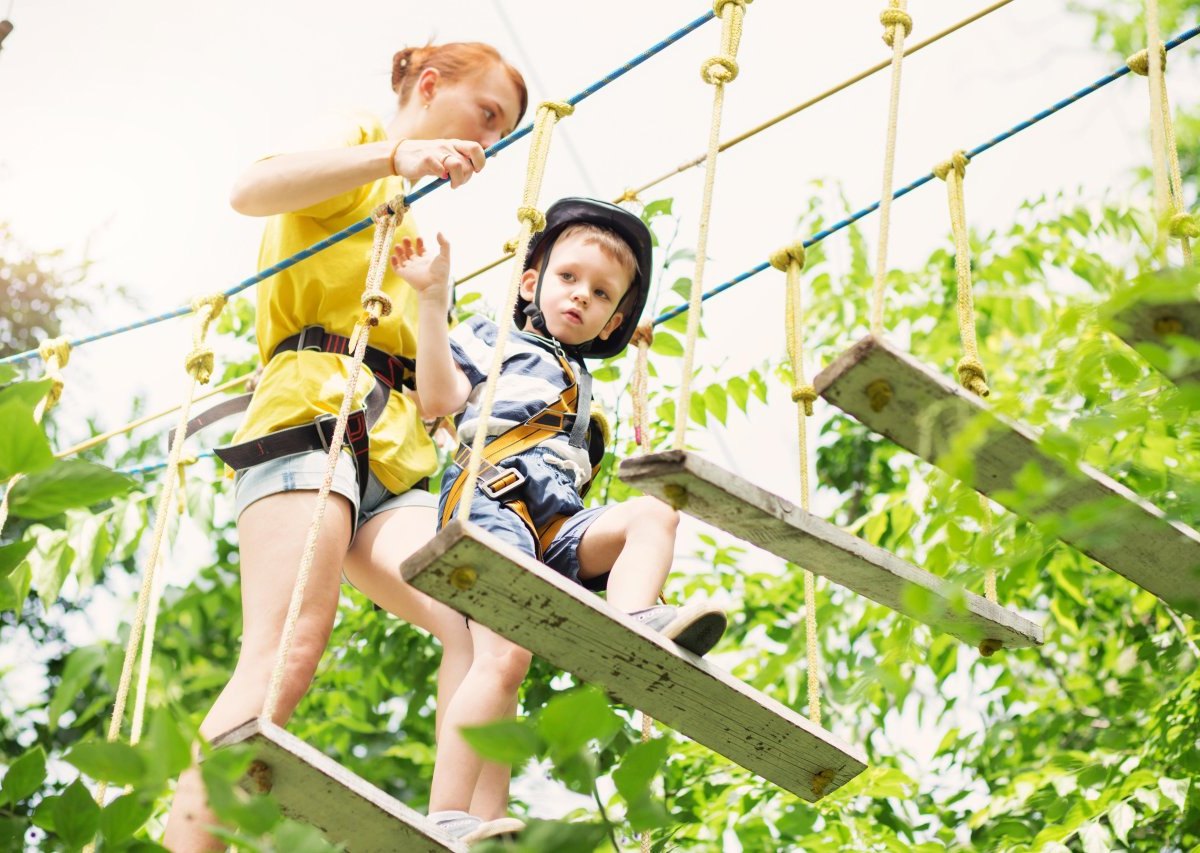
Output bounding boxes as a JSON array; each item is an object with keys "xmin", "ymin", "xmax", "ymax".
[
  {"xmin": 343, "ymin": 504, "xmax": 473, "ymax": 742},
  {"xmin": 164, "ymin": 490, "xmax": 352, "ymax": 853},
  {"xmin": 428, "ymin": 622, "xmax": 531, "ymax": 813},
  {"xmin": 574, "ymin": 496, "xmax": 678, "ymax": 609}
]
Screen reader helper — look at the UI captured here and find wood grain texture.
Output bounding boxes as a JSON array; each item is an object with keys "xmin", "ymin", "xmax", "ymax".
[
  {"xmin": 814, "ymin": 335, "xmax": 1200, "ymax": 618},
  {"xmin": 619, "ymin": 450, "xmax": 1043, "ymax": 651},
  {"xmin": 212, "ymin": 718, "xmax": 464, "ymax": 853},
  {"xmin": 402, "ymin": 520, "xmax": 868, "ymax": 802}
]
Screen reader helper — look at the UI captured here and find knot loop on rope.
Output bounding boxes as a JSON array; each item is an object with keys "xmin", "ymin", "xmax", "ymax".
[
  {"xmin": 373, "ymin": 194, "xmax": 409, "ymax": 223},
  {"xmin": 881, "ymin": 4, "xmax": 913, "ymax": 47},
  {"xmin": 36, "ymin": 336, "xmax": 72, "ymax": 414},
  {"xmin": 185, "ymin": 295, "xmax": 227, "ymax": 384},
  {"xmin": 618, "ymin": 187, "xmax": 640, "ymax": 204},
  {"xmin": 701, "ymin": 55, "xmax": 739, "ymax": 84},
  {"xmin": 933, "ymin": 150, "xmax": 970, "ymax": 181},
  {"xmin": 1127, "ymin": 43, "xmax": 1167, "ymax": 75},
  {"xmin": 362, "ymin": 290, "xmax": 394, "ymax": 318},
  {"xmin": 713, "ymin": 0, "xmax": 746, "ymax": 14},
  {"xmin": 502, "ymin": 238, "xmax": 519, "ymax": 255},
  {"xmin": 185, "ymin": 348, "xmax": 215, "ymax": 384},
  {"xmin": 769, "ymin": 242, "xmax": 807, "ymax": 272},
  {"xmin": 517, "ymin": 206, "xmax": 547, "ymax": 233},
  {"xmin": 538, "ymin": 100, "xmax": 575, "ymax": 119},
  {"xmin": 1169, "ymin": 211, "xmax": 1199, "ymax": 238},
  {"xmin": 38, "ymin": 337, "xmax": 71, "ymax": 370},
  {"xmin": 957, "ymin": 356, "xmax": 990, "ymax": 398},
  {"xmin": 792, "ymin": 384, "xmax": 818, "ymax": 416},
  {"xmin": 630, "ymin": 322, "xmax": 655, "ymax": 349},
  {"xmin": 191, "ymin": 293, "xmax": 228, "ymax": 320}
]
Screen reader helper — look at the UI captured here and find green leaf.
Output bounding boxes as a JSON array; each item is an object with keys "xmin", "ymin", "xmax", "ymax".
[
  {"xmin": 537, "ymin": 686, "xmax": 621, "ymax": 760},
  {"xmin": 1159, "ymin": 776, "xmax": 1189, "ymax": 811},
  {"xmin": 100, "ymin": 793, "xmax": 155, "ymax": 845},
  {"xmin": 688, "ymin": 391, "xmax": 707, "ymax": 427},
  {"xmin": 0, "ymin": 561, "xmax": 31, "ymax": 613},
  {"xmin": 612, "ymin": 736, "xmax": 669, "ymax": 803},
  {"xmin": 27, "ymin": 528, "xmax": 74, "ymax": 604},
  {"xmin": 0, "ymin": 397, "xmax": 55, "ymax": 480},
  {"xmin": 1108, "ymin": 801, "xmax": 1134, "ymax": 844},
  {"xmin": 704, "ymin": 385, "xmax": 728, "ymax": 425},
  {"xmin": 642, "ymin": 199, "xmax": 673, "ymax": 220},
  {"xmin": 671, "ymin": 277, "xmax": 692, "ymax": 300},
  {"xmin": 0, "ymin": 817, "xmax": 28, "ymax": 851},
  {"xmin": 0, "ymin": 364, "xmax": 17, "ymax": 384},
  {"xmin": 728, "ymin": 376, "xmax": 749, "ymax": 411},
  {"xmin": 590, "ymin": 365, "xmax": 619, "ymax": 383},
  {"xmin": 461, "ymin": 719, "xmax": 541, "ymax": 766},
  {"xmin": 650, "ymin": 331, "xmax": 683, "ymax": 357},
  {"xmin": 52, "ymin": 779, "xmax": 100, "ymax": 850},
  {"xmin": 67, "ymin": 741, "xmax": 147, "ymax": 787},
  {"xmin": 1, "ymin": 746, "xmax": 47, "ymax": 806},
  {"xmin": 0, "ymin": 538, "xmax": 36, "ymax": 578},
  {"xmin": 8, "ymin": 459, "xmax": 135, "ymax": 519},
  {"xmin": 49, "ymin": 645, "xmax": 107, "ymax": 730},
  {"xmin": 143, "ymin": 710, "xmax": 193, "ymax": 784}
]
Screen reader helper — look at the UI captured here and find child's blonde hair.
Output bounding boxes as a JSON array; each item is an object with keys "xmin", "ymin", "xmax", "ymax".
[{"xmin": 531, "ymin": 223, "xmax": 640, "ymax": 299}]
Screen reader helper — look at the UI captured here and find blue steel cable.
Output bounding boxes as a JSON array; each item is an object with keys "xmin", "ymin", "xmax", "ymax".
[
  {"xmin": 654, "ymin": 23, "xmax": 1200, "ymax": 326},
  {"xmin": 119, "ymin": 450, "xmax": 215, "ymax": 478},
  {"xmin": 1, "ymin": 8, "xmax": 715, "ymax": 367}
]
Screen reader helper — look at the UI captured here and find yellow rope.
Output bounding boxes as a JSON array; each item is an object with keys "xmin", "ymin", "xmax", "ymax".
[
  {"xmin": 455, "ymin": 101, "xmax": 572, "ymax": 523},
  {"xmin": 771, "ymin": 243, "xmax": 821, "ymax": 725},
  {"xmin": 933, "ymin": 151, "xmax": 990, "ymax": 398},
  {"xmin": 869, "ymin": 0, "xmax": 912, "ymax": 336},
  {"xmin": 638, "ymin": 709, "xmax": 654, "ymax": 853},
  {"xmin": 1129, "ymin": 23, "xmax": 1194, "ymax": 262},
  {"xmin": 95, "ymin": 294, "xmax": 225, "ymax": 809},
  {"xmin": 260, "ymin": 196, "xmax": 406, "ymax": 722},
  {"xmin": 981, "ymin": 497, "xmax": 997, "ymax": 603},
  {"xmin": 452, "ymin": 1, "xmax": 1014, "ymax": 293},
  {"xmin": 630, "ymin": 324, "xmax": 654, "ymax": 454},
  {"xmin": 673, "ymin": 0, "xmax": 749, "ymax": 450},
  {"xmin": 1141, "ymin": 0, "xmax": 1173, "ymax": 261},
  {"xmin": 54, "ymin": 373, "xmax": 251, "ymax": 459}
]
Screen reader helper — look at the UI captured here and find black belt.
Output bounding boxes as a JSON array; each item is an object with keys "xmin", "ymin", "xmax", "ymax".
[{"xmin": 274, "ymin": 325, "xmax": 416, "ymax": 392}]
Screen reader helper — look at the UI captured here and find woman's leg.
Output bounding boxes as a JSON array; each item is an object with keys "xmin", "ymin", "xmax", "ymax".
[
  {"xmin": 163, "ymin": 491, "xmax": 352, "ymax": 853},
  {"xmin": 427, "ymin": 622, "xmax": 531, "ymax": 814},
  {"xmin": 343, "ymin": 505, "xmax": 473, "ymax": 741}
]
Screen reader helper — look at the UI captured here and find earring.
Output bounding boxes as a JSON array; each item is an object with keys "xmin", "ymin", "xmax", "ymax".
[{"xmin": 423, "ymin": 101, "xmax": 430, "ymax": 110}]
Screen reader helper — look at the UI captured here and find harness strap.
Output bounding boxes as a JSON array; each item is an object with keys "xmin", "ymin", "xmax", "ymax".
[{"xmin": 275, "ymin": 325, "xmax": 416, "ymax": 391}]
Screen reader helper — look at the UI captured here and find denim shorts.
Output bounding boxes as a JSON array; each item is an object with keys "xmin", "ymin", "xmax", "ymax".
[{"xmin": 233, "ymin": 449, "xmax": 436, "ymax": 539}]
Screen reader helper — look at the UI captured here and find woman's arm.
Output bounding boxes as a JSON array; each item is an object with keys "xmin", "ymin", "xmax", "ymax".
[
  {"xmin": 230, "ymin": 138, "xmax": 486, "ymax": 217},
  {"xmin": 390, "ymin": 234, "xmax": 473, "ymax": 418}
]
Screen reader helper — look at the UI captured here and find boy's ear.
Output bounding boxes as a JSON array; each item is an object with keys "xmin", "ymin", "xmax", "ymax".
[
  {"xmin": 598, "ymin": 311, "xmax": 625, "ymax": 341},
  {"xmin": 518, "ymin": 268, "xmax": 539, "ymax": 302}
]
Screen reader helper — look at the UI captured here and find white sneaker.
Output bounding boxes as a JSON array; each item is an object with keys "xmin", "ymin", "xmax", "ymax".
[
  {"xmin": 461, "ymin": 816, "xmax": 526, "ymax": 844},
  {"xmin": 429, "ymin": 810, "xmax": 482, "ymax": 840},
  {"xmin": 629, "ymin": 601, "xmax": 727, "ymax": 656}
]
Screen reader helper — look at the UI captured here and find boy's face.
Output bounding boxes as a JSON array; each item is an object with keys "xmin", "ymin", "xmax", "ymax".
[{"xmin": 520, "ymin": 232, "xmax": 632, "ymax": 347}]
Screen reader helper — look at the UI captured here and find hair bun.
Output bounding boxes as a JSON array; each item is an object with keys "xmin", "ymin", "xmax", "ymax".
[{"xmin": 391, "ymin": 47, "xmax": 419, "ymax": 91}]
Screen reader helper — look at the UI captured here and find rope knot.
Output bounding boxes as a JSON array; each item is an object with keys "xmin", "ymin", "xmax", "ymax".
[
  {"xmin": 630, "ymin": 322, "xmax": 654, "ymax": 349},
  {"xmin": 185, "ymin": 346, "xmax": 215, "ymax": 384},
  {"xmin": 618, "ymin": 188, "xmax": 640, "ymax": 204},
  {"xmin": 933, "ymin": 150, "xmax": 969, "ymax": 181},
  {"xmin": 538, "ymin": 100, "xmax": 575, "ymax": 120},
  {"xmin": 713, "ymin": 0, "xmax": 747, "ymax": 14},
  {"xmin": 190, "ymin": 294, "xmax": 227, "ymax": 319},
  {"xmin": 373, "ymin": 194, "xmax": 409, "ymax": 223},
  {"xmin": 1169, "ymin": 211, "xmax": 1199, "ymax": 239},
  {"xmin": 362, "ymin": 290, "xmax": 394, "ymax": 319},
  {"xmin": 792, "ymin": 384, "xmax": 818, "ymax": 416},
  {"xmin": 38, "ymin": 336, "xmax": 71, "ymax": 370},
  {"xmin": 1126, "ymin": 43, "xmax": 1167, "ymax": 76},
  {"xmin": 880, "ymin": 5, "xmax": 912, "ymax": 47},
  {"xmin": 957, "ymin": 357, "xmax": 990, "ymax": 397},
  {"xmin": 769, "ymin": 242, "xmax": 807, "ymax": 272},
  {"xmin": 517, "ymin": 206, "xmax": 547, "ymax": 233},
  {"xmin": 701, "ymin": 55, "xmax": 739, "ymax": 84},
  {"xmin": 502, "ymin": 238, "xmax": 519, "ymax": 255}
]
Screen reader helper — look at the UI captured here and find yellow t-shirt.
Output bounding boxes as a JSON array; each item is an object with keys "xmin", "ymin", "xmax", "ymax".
[{"xmin": 231, "ymin": 111, "xmax": 436, "ymax": 494}]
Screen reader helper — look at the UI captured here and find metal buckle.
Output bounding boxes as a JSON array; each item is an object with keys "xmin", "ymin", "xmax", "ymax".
[
  {"xmin": 314, "ymin": 413, "xmax": 338, "ymax": 452},
  {"xmin": 482, "ymin": 468, "xmax": 526, "ymax": 499},
  {"xmin": 297, "ymin": 325, "xmax": 325, "ymax": 352}
]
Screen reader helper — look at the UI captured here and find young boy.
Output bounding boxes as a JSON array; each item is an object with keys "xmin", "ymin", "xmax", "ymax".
[{"xmin": 390, "ymin": 197, "xmax": 726, "ymax": 843}]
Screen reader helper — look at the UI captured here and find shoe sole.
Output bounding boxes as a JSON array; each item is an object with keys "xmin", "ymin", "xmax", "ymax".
[
  {"xmin": 658, "ymin": 605, "xmax": 727, "ymax": 657},
  {"xmin": 461, "ymin": 817, "xmax": 526, "ymax": 845}
]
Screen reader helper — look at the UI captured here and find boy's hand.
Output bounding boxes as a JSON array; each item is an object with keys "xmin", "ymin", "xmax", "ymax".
[{"xmin": 390, "ymin": 233, "xmax": 451, "ymax": 300}]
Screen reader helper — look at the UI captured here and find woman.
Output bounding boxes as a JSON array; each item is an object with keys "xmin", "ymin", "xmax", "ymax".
[{"xmin": 165, "ymin": 42, "xmax": 528, "ymax": 851}]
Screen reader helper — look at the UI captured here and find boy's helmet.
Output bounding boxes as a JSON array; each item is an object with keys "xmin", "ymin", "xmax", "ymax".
[{"xmin": 515, "ymin": 197, "xmax": 654, "ymax": 360}]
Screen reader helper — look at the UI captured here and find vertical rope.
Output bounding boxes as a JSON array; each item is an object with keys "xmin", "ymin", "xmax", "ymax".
[
  {"xmin": 869, "ymin": 0, "xmax": 912, "ymax": 336},
  {"xmin": 0, "ymin": 337, "xmax": 70, "ymax": 537},
  {"xmin": 630, "ymin": 324, "xmax": 654, "ymax": 453},
  {"xmin": 455, "ymin": 101, "xmax": 574, "ymax": 523},
  {"xmin": 94, "ymin": 294, "xmax": 225, "ymax": 809},
  {"xmin": 673, "ymin": 0, "xmax": 749, "ymax": 449},
  {"xmin": 770, "ymin": 242, "xmax": 821, "ymax": 725},
  {"xmin": 260, "ymin": 198, "xmax": 404, "ymax": 722},
  {"xmin": 1143, "ymin": 0, "xmax": 1172, "ymax": 260}
]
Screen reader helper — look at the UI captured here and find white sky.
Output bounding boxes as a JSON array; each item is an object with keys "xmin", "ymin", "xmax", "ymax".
[{"xmin": 1, "ymin": 0, "xmax": 1195, "ymax": 836}]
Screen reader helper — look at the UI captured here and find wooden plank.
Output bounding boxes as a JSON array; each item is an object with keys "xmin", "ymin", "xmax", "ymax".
[
  {"xmin": 814, "ymin": 335, "xmax": 1200, "ymax": 619},
  {"xmin": 211, "ymin": 718, "xmax": 464, "ymax": 853},
  {"xmin": 618, "ymin": 450, "xmax": 1043, "ymax": 652},
  {"xmin": 402, "ymin": 521, "xmax": 868, "ymax": 802},
  {"xmin": 1109, "ymin": 296, "xmax": 1200, "ymax": 384}
]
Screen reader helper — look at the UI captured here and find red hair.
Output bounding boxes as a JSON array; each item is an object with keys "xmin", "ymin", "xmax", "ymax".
[{"xmin": 392, "ymin": 43, "xmax": 528, "ymax": 129}]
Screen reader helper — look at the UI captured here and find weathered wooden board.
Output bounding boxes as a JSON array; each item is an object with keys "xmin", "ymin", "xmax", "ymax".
[
  {"xmin": 1110, "ymin": 296, "xmax": 1200, "ymax": 384},
  {"xmin": 402, "ymin": 521, "xmax": 868, "ymax": 802},
  {"xmin": 619, "ymin": 450, "xmax": 1043, "ymax": 652},
  {"xmin": 814, "ymin": 335, "xmax": 1200, "ymax": 618},
  {"xmin": 211, "ymin": 718, "xmax": 464, "ymax": 853}
]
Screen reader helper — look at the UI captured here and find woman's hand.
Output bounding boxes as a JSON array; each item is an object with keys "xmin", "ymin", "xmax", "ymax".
[
  {"xmin": 390, "ymin": 233, "xmax": 452, "ymax": 300},
  {"xmin": 392, "ymin": 139, "xmax": 486, "ymax": 188}
]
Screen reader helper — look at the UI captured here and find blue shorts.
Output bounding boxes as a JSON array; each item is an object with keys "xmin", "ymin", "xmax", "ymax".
[
  {"xmin": 438, "ymin": 445, "xmax": 610, "ymax": 591},
  {"xmin": 233, "ymin": 449, "xmax": 436, "ymax": 540}
]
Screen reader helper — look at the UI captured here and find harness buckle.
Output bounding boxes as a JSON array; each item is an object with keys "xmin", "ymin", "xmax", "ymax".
[
  {"xmin": 314, "ymin": 413, "xmax": 339, "ymax": 453},
  {"xmin": 481, "ymin": 468, "xmax": 527, "ymax": 500},
  {"xmin": 297, "ymin": 325, "xmax": 325, "ymax": 352}
]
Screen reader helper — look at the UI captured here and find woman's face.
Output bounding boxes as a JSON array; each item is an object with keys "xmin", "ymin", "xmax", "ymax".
[{"xmin": 421, "ymin": 63, "xmax": 524, "ymax": 149}]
